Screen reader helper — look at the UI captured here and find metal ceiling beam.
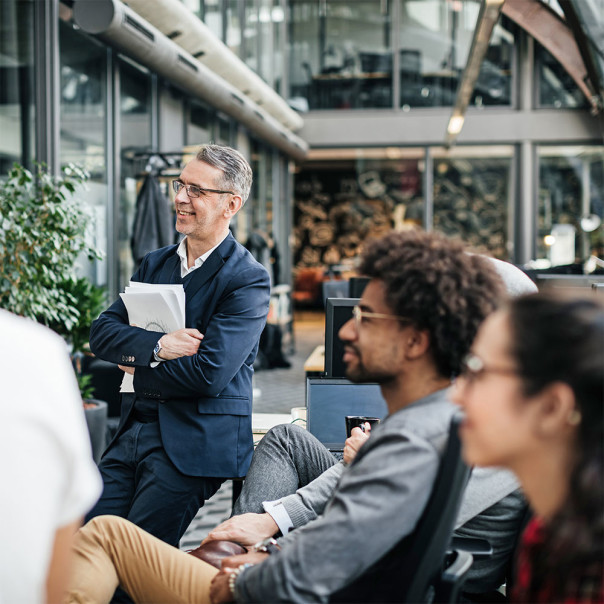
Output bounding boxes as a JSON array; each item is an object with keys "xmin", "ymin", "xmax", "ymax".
[
  {"xmin": 557, "ymin": 0, "xmax": 603, "ymax": 113},
  {"xmin": 444, "ymin": 0, "xmax": 505, "ymax": 149},
  {"xmin": 502, "ymin": 0, "xmax": 600, "ymax": 113}
]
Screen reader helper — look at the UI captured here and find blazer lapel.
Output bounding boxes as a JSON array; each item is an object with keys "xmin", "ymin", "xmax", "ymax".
[
  {"xmin": 183, "ymin": 233, "xmax": 237, "ymax": 301},
  {"xmin": 157, "ymin": 252, "xmax": 181, "ymax": 284}
]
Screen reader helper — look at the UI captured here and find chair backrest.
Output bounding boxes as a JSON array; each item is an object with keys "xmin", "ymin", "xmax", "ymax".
[{"xmin": 331, "ymin": 413, "xmax": 471, "ymax": 603}]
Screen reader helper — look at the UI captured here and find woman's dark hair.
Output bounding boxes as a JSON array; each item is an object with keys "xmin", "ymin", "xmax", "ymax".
[
  {"xmin": 358, "ymin": 230, "xmax": 505, "ymax": 378},
  {"xmin": 508, "ymin": 292, "xmax": 604, "ymax": 599}
]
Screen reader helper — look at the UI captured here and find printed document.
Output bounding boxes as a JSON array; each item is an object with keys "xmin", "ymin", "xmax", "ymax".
[{"xmin": 119, "ymin": 282, "xmax": 186, "ymax": 392}]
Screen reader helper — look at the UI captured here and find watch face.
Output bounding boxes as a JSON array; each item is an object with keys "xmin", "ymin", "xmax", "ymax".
[{"xmin": 254, "ymin": 538, "xmax": 280, "ymax": 554}]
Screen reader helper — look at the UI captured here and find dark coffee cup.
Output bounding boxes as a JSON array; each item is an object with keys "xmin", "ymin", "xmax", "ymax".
[{"xmin": 345, "ymin": 415, "xmax": 380, "ymax": 438}]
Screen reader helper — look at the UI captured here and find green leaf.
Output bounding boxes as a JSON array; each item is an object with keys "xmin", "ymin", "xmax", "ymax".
[{"xmin": 0, "ymin": 162, "xmax": 105, "ymax": 352}]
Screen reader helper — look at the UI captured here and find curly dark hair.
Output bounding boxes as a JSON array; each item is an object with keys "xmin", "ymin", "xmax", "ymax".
[
  {"xmin": 358, "ymin": 230, "xmax": 505, "ymax": 378},
  {"xmin": 508, "ymin": 292, "xmax": 604, "ymax": 600}
]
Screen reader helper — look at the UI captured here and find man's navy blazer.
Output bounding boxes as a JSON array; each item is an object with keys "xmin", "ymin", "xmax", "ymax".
[{"xmin": 89, "ymin": 233, "xmax": 271, "ymax": 478}]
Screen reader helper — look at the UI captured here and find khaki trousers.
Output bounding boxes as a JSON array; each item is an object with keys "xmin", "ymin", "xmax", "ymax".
[{"xmin": 66, "ymin": 515, "xmax": 218, "ymax": 604}]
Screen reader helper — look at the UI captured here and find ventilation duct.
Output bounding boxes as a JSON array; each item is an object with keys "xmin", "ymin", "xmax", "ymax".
[
  {"xmin": 126, "ymin": 0, "xmax": 303, "ymax": 132},
  {"xmin": 72, "ymin": 0, "xmax": 308, "ymax": 161}
]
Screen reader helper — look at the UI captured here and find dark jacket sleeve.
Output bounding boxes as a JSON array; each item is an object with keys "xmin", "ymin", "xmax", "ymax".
[
  {"xmin": 89, "ymin": 255, "xmax": 160, "ymax": 367},
  {"xmin": 132, "ymin": 264, "xmax": 270, "ymax": 399},
  {"xmin": 90, "ymin": 256, "xmax": 270, "ymax": 400}
]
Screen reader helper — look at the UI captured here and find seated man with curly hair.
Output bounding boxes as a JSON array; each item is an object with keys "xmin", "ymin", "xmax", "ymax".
[{"xmin": 65, "ymin": 230, "xmax": 524, "ymax": 604}]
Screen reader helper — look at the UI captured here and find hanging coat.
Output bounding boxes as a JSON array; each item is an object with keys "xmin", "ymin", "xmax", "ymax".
[{"xmin": 131, "ymin": 173, "xmax": 175, "ymax": 267}]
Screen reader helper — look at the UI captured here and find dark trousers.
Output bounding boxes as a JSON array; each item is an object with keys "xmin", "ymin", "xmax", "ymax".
[{"xmin": 86, "ymin": 418, "xmax": 223, "ymax": 548}]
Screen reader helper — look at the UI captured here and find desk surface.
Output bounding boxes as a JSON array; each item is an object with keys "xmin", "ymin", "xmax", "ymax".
[
  {"xmin": 252, "ymin": 412, "xmax": 304, "ymax": 445},
  {"xmin": 304, "ymin": 344, "xmax": 325, "ymax": 373},
  {"xmin": 252, "ymin": 412, "xmax": 292, "ymax": 434}
]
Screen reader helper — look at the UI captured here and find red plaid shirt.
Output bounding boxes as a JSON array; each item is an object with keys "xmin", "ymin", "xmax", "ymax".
[{"xmin": 512, "ymin": 517, "xmax": 604, "ymax": 603}]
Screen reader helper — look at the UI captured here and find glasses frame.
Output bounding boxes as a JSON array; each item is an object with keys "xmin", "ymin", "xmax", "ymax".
[
  {"xmin": 172, "ymin": 179, "xmax": 234, "ymax": 198},
  {"xmin": 352, "ymin": 305, "xmax": 411, "ymax": 329},
  {"xmin": 460, "ymin": 352, "xmax": 517, "ymax": 383}
]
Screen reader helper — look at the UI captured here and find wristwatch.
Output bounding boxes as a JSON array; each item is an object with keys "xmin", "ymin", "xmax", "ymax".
[
  {"xmin": 153, "ymin": 340, "xmax": 163, "ymax": 362},
  {"xmin": 252, "ymin": 537, "xmax": 281, "ymax": 555}
]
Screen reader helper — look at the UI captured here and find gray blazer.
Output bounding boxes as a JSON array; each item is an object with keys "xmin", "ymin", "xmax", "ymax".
[{"xmin": 235, "ymin": 390, "xmax": 492, "ymax": 602}]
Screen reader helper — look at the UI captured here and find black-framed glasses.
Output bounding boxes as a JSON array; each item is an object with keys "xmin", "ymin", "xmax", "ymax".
[
  {"xmin": 352, "ymin": 305, "xmax": 411, "ymax": 329},
  {"xmin": 460, "ymin": 353, "xmax": 517, "ymax": 383},
  {"xmin": 172, "ymin": 180, "xmax": 234, "ymax": 199}
]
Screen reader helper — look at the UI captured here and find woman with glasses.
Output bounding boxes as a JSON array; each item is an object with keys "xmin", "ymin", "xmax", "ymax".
[{"xmin": 452, "ymin": 291, "xmax": 604, "ymax": 603}]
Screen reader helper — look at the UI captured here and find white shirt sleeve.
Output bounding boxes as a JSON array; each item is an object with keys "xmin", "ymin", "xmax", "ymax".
[
  {"xmin": 0, "ymin": 311, "xmax": 103, "ymax": 604},
  {"xmin": 262, "ymin": 500, "xmax": 294, "ymax": 535}
]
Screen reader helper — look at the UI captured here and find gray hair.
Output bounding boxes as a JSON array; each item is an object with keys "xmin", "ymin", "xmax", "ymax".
[{"xmin": 196, "ymin": 144, "xmax": 253, "ymax": 204}]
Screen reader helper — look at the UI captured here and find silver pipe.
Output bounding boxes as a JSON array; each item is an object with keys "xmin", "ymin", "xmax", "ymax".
[{"xmin": 72, "ymin": 0, "xmax": 308, "ymax": 161}]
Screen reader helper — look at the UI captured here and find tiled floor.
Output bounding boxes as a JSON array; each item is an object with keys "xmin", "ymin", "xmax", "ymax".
[
  {"xmin": 251, "ymin": 310, "xmax": 325, "ymax": 414},
  {"xmin": 179, "ymin": 310, "xmax": 325, "ymax": 550}
]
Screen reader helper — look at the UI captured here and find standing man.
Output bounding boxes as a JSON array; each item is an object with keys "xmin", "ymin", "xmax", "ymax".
[{"xmin": 87, "ymin": 145, "xmax": 271, "ymax": 547}]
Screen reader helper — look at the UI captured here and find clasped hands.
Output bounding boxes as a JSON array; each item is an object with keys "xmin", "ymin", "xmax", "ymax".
[
  {"xmin": 204, "ymin": 516, "xmax": 277, "ymax": 603},
  {"xmin": 118, "ymin": 327, "xmax": 204, "ymax": 374}
]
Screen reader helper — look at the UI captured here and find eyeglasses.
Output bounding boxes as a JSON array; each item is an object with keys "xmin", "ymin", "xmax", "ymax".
[
  {"xmin": 459, "ymin": 353, "xmax": 517, "ymax": 383},
  {"xmin": 352, "ymin": 305, "xmax": 411, "ymax": 329},
  {"xmin": 172, "ymin": 180, "xmax": 234, "ymax": 199}
]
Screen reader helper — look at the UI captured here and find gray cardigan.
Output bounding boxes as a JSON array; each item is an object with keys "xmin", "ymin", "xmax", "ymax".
[
  {"xmin": 260, "ymin": 396, "xmax": 523, "ymax": 595},
  {"xmin": 235, "ymin": 390, "xmax": 501, "ymax": 602}
]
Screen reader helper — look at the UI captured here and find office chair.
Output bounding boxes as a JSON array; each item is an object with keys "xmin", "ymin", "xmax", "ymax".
[
  {"xmin": 331, "ymin": 413, "xmax": 472, "ymax": 603},
  {"xmin": 452, "ymin": 505, "xmax": 533, "ymax": 603}
]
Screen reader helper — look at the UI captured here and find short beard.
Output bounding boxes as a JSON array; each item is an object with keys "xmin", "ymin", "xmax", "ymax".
[{"xmin": 345, "ymin": 363, "xmax": 396, "ymax": 385}]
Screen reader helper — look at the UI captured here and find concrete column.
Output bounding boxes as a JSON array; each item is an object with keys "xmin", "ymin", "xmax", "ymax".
[{"xmin": 515, "ymin": 141, "xmax": 535, "ymax": 264}]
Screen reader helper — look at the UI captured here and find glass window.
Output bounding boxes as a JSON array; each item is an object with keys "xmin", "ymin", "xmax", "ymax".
[
  {"xmin": 225, "ymin": 0, "xmax": 242, "ymax": 57},
  {"xmin": 0, "ymin": 0, "xmax": 35, "ymax": 173},
  {"xmin": 244, "ymin": 0, "xmax": 261, "ymax": 75},
  {"xmin": 535, "ymin": 42, "xmax": 589, "ymax": 109},
  {"xmin": 537, "ymin": 146, "xmax": 604, "ymax": 267},
  {"xmin": 182, "ymin": 0, "xmax": 202, "ymax": 19},
  {"xmin": 258, "ymin": 0, "xmax": 274, "ymax": 84},
  {"xmin": 186, "ymin": 99, "xmax": 213, "ymax": 146},
  {"xmin": 474, "ymin": 15, "xmax": 514, "ymax": 107},
  {"xmin": 120, "ymin": 59, "xmax": 152, "ymax": 147},
  {"xmin": 399, "ymin": 1, "xmax": 513, "ymax": 109},
  {"xmin": 250, "ymin": 138, "xmax": 263, "ymax": 229},
  {"xmin": 60, "ymin": 21, "xmax": 108, "ymax": 286},
  {"xmin": 288, "ymin": 0, "xmax": 393, "ymax": 110},
  {"xmin": 266, "ymin": 146, "xmax": 273, "ymax": 233},
  {"xmin": 216, "ymin": 114, "xmax": 233, "ymax": 145},
  {"xmin": 203, "ymin": 0, "xmax": 223, "ymax": 39},
  {"xmin": 118, "ymin": 58, "xmax": 153, "ymax": 290},
  {"xmin": 432, "ymin": 146, "xmax": 514, "ymax": 260},
  {"xmin": 292, "ymin": 148, "xmax": 424, "ymax": 272},
  {"xmin": 272, "ymin": 0, "xmax": 286, "ymax": 96}
]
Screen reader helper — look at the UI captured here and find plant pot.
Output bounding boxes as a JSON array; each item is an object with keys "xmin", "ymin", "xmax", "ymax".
[{"xmin": 84, "ymin": 398, "xmax": 108, "ymax": 464}]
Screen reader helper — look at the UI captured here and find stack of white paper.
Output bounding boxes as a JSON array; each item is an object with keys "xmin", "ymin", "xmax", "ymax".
[
  {"xmin": 120, "ymin": 281, "xmax": 186, "ymax": 333},
  {"xmin": 118, "ymin": 282, "xmax": 186, "ymax": 392}
]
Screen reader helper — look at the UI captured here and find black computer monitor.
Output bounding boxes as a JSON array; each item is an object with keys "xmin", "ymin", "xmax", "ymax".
[
  {"xmin": 324, "ymin": 297, "xmax": 359, "ymax": 378},
  {"xmin": 349, "ymin": 277, "xmax": 370, "ymax": 298}
]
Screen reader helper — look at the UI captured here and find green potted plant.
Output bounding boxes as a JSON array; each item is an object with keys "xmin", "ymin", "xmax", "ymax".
[{"xmin": 0, "ymin": 162, "xmax": 108, "ymax": 461}]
